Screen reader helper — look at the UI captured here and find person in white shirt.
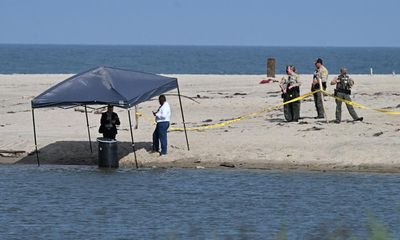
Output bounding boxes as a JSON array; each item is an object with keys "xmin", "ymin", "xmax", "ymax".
[{"xmin": 152, "ymin": 95, "xmax": 171, "ymax": 155}]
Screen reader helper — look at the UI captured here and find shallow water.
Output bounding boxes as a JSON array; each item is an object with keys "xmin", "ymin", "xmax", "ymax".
[{"xmin": 1, "ymin": 165, "xmax": 400, "ymax": 239}]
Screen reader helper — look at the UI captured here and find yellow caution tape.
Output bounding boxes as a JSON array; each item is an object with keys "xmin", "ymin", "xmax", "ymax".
[
  {"xmin": 136, "ymin": 89, "xmax": 399, "ymax": 132},
  {"xmin": 169, "ymin": 90, "xmax": 320, "ymax": 132},
  {"xmin": 323, "ymin": 91, "xmax": 400, "ymax": 115},
  {"xmin": 135, "ymin": 111, "xmax": 156, "ymax": 124}
]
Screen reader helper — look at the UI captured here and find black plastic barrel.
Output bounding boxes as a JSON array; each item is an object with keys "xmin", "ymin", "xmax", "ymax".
[{"xmin": 97, "ymin": 137, "xmax": 118, "ymax": 168}]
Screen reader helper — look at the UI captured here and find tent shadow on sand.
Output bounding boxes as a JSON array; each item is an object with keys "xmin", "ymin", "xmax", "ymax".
[{"xmin": 16, "ymin": 141, "xmax": 152, "ymax": 165}]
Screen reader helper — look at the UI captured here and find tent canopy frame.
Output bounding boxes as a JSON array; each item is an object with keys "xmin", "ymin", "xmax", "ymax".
[{"xmin": 31, "ymin": 66, "xmax": 190, "ymax": 167}]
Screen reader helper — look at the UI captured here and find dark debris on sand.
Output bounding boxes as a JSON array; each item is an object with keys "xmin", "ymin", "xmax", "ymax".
[
  {"xmin": 373, "ymin": 131, "xmax": 384, "ymax": 137},
  {"xmin": 301, "ymin": 126, "xmax": 324, "ymax": 131},
  {"xmin": 220, "ymin": 162, "xmax": 235, "ymax": 168}
]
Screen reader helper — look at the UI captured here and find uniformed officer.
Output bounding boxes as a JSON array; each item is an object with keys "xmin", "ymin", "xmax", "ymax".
[
  {"xmin": 311, "ymin": 58, "xmax": 328, "ymax": 119},
  {"xmin": 330, "ymin": 68, "xmax": 363, "ymax": 123},
  {"xmin": 280, "ymin": 65, "xmax": 301, "ymax": 122}
]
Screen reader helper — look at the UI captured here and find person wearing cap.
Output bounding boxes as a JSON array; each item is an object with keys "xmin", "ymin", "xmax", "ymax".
[
  {"xmin": 99, "ymin": 105, "xmax": 120, "ymax": 140},
  {"xmin": 311, "ymin": 58, "xmax": 329, "ymax": 119},
  {"xmin": 330, "ymin": 68, "xmax": 363, "ymax": 123},
  {"xmin": 152, "ymin": 95, "xmax": 171, "ymax": 156},
  {"xmin": 280, "ymin": 65, "xmax": 301, "ymax": 122}
]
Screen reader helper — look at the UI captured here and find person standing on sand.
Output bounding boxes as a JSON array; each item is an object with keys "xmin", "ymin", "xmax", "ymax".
[
  {"xmin": 311, "ymin": 58, "xmax": 328, "ymax": 119},
  {"xmin": 280, "ymin": 65, "xmax": 301, "ymax": 122},
  {"xmin": 99, "ymin": 105, "xmax": 120, "ymax": 140},
  {"xmin": 330, "ymin": 68, "xmax": 363, "ymax": 123},
  {"xmin": 152, "ymin": 95, "xmax": 171, "ymax": 156}
]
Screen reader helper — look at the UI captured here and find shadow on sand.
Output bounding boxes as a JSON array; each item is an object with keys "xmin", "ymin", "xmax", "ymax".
[{"xmin": 16, "ymin": 141, "xmax": 152, "ymax": 165}]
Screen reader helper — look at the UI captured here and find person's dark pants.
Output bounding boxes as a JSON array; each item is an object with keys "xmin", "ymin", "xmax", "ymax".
[
  {"xmin": 335, "ymin": 92, "xmax": 359, "ymax": 122},
  {"xmin": 103, "ymin": 130, "xmax": 116, "ymax": 140},
  {"xmin": 313, "ymin": 83, "xmax": 326, "ymax": 118},
  {"xmin": 152, "ymin": 122, "xmax": 170, "ymax": 155},
  {"xmin": 313, "ymin": 91, "xmax": 325, "ymax": 118},
  {"xmin": 283, "ymin": 91, "xmax": 300, "ymax": 122}
]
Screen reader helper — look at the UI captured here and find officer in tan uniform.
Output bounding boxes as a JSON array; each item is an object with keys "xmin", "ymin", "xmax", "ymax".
[
  {"xmin": 280, "ymin": 65, "xmax": 301, "ymax": 122},
  {"xmin": 330, "ymin": 68, "xmax": 363, "ymax": 123},
  {"xmin": 311, "ymin": 58, "xmax": 328, "ymax": 119}
]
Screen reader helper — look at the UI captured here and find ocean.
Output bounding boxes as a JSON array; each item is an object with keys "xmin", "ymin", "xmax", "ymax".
[
  {"xmin": 1, "ymin": 44, "xmax": 400, "ymax": 75},
  {"xmin": 1, "ymin": 165, "xmax": 400, "ymax": 239}
]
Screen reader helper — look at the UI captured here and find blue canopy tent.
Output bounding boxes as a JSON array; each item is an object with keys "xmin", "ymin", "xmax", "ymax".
[{"xmin": 31, "ymin": 66, "xmax": 190, "ymax": 167}]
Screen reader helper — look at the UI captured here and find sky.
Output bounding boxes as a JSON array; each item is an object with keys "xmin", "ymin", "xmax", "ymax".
[{"xmin": 0, "ymin": 0, "xmax": 399, "ymax": 47}]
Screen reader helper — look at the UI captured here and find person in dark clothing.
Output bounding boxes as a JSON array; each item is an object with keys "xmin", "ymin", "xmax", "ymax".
[
  {"xmin": 280, "ymin": 65, "xmax": 301, "ymax": 122},
  {"xmin": 99, "ymin": 105, "xmax": 120, "ymax": 140}
]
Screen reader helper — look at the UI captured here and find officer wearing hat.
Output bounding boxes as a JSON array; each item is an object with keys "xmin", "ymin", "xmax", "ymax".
[
  {"xmin": 330, "ymin": 68, "xmax": 363, "ymax": 123},
  {"xmin": 280, "ymin": 65, "xmax": 301, "ymax": 122},
  {"xmin": 311, "ymin": 58, "xmax": 328, "ymax": 118}
]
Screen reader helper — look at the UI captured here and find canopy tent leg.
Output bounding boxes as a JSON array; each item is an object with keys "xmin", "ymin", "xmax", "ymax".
[
  {"xmin": 128, "ymin": 109, "xmax": 139, "ymax": 169},
  {"xmin": 31, "ymin": 108, "xmax": 40, "ymax": 166},
  {"xmin": 176, "ymin": 80, "xmax": 190, "ymax": 151},
  {"xmin": 84, "ymin": 105, "xmax": 93, "ymax": 153}
]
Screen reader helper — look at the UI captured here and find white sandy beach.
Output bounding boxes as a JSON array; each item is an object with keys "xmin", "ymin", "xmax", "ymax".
[{"xmin": 0, "ymin": 74, "xmax": 399, "ymax": 171}]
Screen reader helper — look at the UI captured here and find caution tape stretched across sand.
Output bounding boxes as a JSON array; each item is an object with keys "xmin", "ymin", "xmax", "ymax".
[
  {"xmin": 322, "ymin": 91, "xmax": 400, "ymax": 115},
  {"xmin": 137, "ymin": 90, "xmax": 319, "ymax": 132},
  {"xmin": 136, "ymin": 89, "xmax": 400, "ymax": 132}
]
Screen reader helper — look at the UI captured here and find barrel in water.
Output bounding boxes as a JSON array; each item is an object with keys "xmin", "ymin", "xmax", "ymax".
[{"xmin": 97, "ymin": 137, "xmax": 118, "ymax": 168}]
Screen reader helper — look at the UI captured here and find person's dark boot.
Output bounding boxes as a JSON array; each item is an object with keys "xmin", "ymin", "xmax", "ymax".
[{"xmin": 354, "ymin": 117, "xmax": 363, "ymax": 122}]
